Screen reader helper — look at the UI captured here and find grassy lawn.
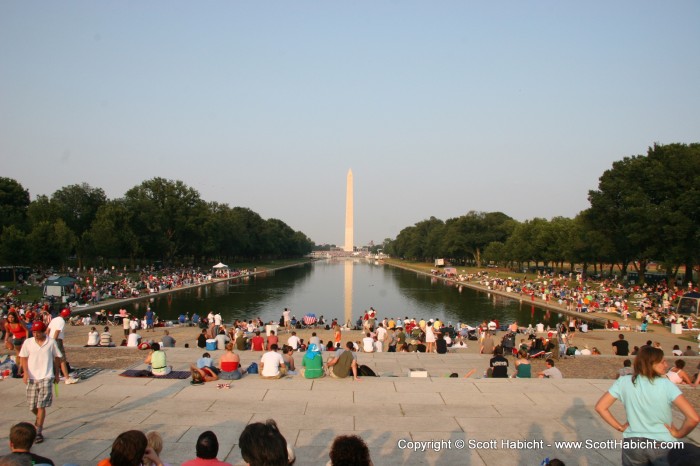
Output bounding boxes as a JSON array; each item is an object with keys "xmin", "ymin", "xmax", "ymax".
[
  {"xmin": 385, "ymin": 258, "xmax": 547, "ymax": 282},
  {"xmin": 0, "ymin": 281, "xmax": 44, "ymax": 302}
]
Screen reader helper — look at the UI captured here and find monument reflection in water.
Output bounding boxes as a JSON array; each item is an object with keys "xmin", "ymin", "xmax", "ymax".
[{"xmin": 126, "ymin": 260, "xmax": 561, "ymax": 328}]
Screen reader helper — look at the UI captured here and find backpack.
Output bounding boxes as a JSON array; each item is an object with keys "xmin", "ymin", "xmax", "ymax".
[
  {"xmin": 247, "ymin": 362, "xmax": 259, "ymax": 374},
  {"xmin": 566, "ymin": 346, "xmax": 577, "ymax": 356},
  {"xmin": 358, "ymin": 365, "xmax": 377, "ymax": 377}
]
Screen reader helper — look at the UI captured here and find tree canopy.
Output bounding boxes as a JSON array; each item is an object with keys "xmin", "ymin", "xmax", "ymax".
[
  {"xmin": 385, "ymin": 143, "xmax": 700, "ymax": 284},
  {"xmin": 0, "ymin": 177, "xmax": 314, "ymax": 268}
]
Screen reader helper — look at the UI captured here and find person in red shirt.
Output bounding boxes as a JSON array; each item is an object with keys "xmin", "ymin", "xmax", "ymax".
[
  {"xmin": 5, "ymin": 311, "xmax": 27, "ymax": 375},
  {"xmin": 266, "ymin": 330, "xmax": 278, "ymax": 350},
  {"xmin": 250, "ymin": 331, "xmax": 265, "ymax": 352}
]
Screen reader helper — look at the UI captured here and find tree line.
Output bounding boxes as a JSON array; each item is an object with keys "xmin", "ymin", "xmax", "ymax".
[
  {"xmin": 384, "ymin": 143, "xmax": 700, "ymax": 284},
  {"xmin": 0, "ymin": 177, "xmax": 314, "ymax": 269}
]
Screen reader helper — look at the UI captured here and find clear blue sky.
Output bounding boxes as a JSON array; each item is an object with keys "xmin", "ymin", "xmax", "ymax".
[{"xmin": 2, "ymin": 1, "xmax": 699, "ymax": 247}]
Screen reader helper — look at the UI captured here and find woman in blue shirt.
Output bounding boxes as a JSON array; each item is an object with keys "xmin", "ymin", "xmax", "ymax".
[{"xmin": 595, "ymin": 346, "xmax": 699, "ymax": 465}]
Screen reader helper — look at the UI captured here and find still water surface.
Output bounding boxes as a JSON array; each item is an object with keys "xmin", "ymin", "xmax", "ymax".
[{"xmin": 125, "ymin": 260, "xmax": 563, "ymax": 327}]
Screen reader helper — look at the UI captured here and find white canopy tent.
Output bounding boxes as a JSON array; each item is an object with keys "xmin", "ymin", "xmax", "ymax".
[{"xmin": 212, "ymin": 262, "xmax": 230, "ymax": 278}]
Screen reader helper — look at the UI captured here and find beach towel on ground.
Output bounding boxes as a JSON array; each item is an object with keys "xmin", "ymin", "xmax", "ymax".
[{"xmin": 119, "ymin": 369, "xmax": 190, "ymax": 379}]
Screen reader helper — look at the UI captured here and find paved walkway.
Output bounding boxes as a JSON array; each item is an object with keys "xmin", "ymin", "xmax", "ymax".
[{"xmin": 1, "ymin": 350, "xmax": 698, "ymax": 466}]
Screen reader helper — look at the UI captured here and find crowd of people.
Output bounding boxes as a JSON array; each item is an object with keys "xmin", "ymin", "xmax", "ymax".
[
  {"xmin": 4, "ymin": 298, "xmax": 700, "ymax": 466},
  {"xmin": 433, "ymin": 268, "xmax": 699, "ymax": 331},
  {"xmin": 2, "ymin": 266, "xmax": 250, "ymax": 315},
  {"xmin": 4, "ymin": 332, "xmax": 699, "ymax": 465}
]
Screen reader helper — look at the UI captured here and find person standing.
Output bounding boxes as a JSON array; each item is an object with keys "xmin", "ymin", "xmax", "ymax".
[
  {"xmin": 425, "ymin": 323, "xmax": 437, "ymax": 353},
  {"xmin": 596, "ymin": 346, "xmax": 700, "ymax": 464},
  {"xmin": 4, "ymin": 311, "xmax": 27, "ymax": 376},
  {"xmin": 387, "ymin": 328, "xmax": 397, "ymax": 353},
  {"xmin": 376, "ymin": 323, "xmax": 388, "ymax": 352},
  {"xmin": 46, "ymin": 309, "xmax": 78, "ymax": 384},
  {"xmin": 283, "ymin": 308, "xmax": 291, "ymax": 331},
  {"xmin": 18, "ymin": 321, "xmax": 63, "ymax": 444},
  {"xmin": 333, "ymin": 326, "xmax": 342, "ymax": 346},
  {"xmin": 396, "ymin": 326, "xmax": 406, "ymax": 350},
  {"xmin": 145, "ymin": 308, "xmax": 154, "ymax": 332},
  {"xmin": 480, "ymin": 331, "xmax": 495, "ymax": 355},
  {"xmin": 368, "ymin": 307, "xmax": 376, "ymax": 332},
  {"xmin": 122, "ymin": 314, "xmax": 131, "ymax": 338}
]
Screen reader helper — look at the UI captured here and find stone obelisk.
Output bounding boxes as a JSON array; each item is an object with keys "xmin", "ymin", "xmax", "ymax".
[{"xmin": 344, "ymin": 169, "xmax": 354, "ymax": 252}]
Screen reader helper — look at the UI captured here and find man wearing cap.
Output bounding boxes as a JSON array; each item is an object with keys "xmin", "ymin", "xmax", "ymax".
[
  {"xmin": 18, "ymin": 321, "xmax": 63, "ymax": 444},
  {"xmin": 46, "ymin": 309, "xmax": 79, "ymax": 384}
]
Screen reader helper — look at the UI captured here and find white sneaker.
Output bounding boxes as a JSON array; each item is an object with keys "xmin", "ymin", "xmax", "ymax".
[{"xmin": 65, "ymin": 377, "xmax": 79, "ymax": 385}]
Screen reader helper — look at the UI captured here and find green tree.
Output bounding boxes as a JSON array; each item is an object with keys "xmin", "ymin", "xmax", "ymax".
[
  {"xmin": 441, "ymin": 212, "xmax": 515, "ymax": 266},
  {"xmin": 123, "ymin": 178, "xmax": 205, "ymax": 263},
  {"xmin": 0, "ymin": 225, "xmax": 28, "ymax": 268},
  {"xmin": 88, "ymin": 200, "xmax": 140, "ymax": 265},
  {"xmin": 27, "ymin": 220, "xmax": 75, "ymax": 267},
  {"xmin": 542, "ymin": 217, "xmax": 575, "ymax": 270},
  {"xmin": 27, "ymin": 195, "xmax": 57, "ymax": 226},
  {"xmin": 571, "ymin": 211, "xmax": 615, "ymax": 276},
  {"xmin": 482, "ymin": 241, "xmax": 506, "ymax": 265},
  {"xmin": 231, "ymin": 207, "xmax": 267, "ymax": 259},
  {"xmin": 393, "ymin": 217, "xmax": 444, "ymax": 261},
  {"xmin": 503, "ymin": 220, "xmax": 535, "ymax": 269},
  {"xmin": 645, "ymin": 143, "xmax": 700, "ymax": 284},
  {"xmin": 50, "ymin": 183, "xmax": 107, "ymax": 267},
  {"xmin": 0, "ymin": 177, "xmax": 30, "ymax": 233},
  {"xmin": 51, "ymin": 183, "xmax": 106, "ymax": 238},
  {"xmin": 588, "ymin": 143, "xmax": 700, "ymax": 283}
]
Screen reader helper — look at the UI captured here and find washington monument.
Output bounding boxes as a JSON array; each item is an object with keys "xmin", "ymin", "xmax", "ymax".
[{"xmin": 344, "ymin": 169, "xmax": 354, "ymax": 252}]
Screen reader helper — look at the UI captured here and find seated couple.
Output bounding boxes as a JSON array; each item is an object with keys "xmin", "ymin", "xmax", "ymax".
[
  {"xmin": 296, "ymin": 341, "xmax": 360, "ymax": 380},
  {"xmin": 191, "ymin": 342, "xmax": 245, "ymax": 383}
]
